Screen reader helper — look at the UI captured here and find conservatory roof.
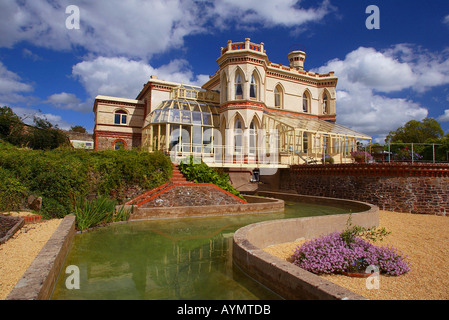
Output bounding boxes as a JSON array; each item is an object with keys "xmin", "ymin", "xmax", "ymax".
[
  {"xmin": 145, "ymin": 98, "xmax": 220, "ymax": 127},
  {"xmin": 264, "ymin": 111, "xmax": 372, "ymax": 140}
]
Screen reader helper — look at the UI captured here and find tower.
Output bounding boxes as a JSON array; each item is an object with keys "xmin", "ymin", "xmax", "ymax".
[{"xmin": 287, "ymin": 50, "xmax": 306, "ymax": 70}]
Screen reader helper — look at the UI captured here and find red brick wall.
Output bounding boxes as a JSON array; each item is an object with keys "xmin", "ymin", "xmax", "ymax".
[
  {"xmin": 280, "ymin": 163, "xmax": 449, "ymax": 215},
  {"xmin": 94, "ymin": 131, "xmax": 141, "ymax": 150}
]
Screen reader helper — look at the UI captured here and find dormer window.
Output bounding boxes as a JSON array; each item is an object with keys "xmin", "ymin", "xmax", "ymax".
[{"xmin": 114, "ymin": 110, "xmax": 128, "ymax": 125}]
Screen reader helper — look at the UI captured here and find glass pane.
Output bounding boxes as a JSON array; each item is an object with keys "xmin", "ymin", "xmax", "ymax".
[
  {"xmin": 192, "ymin": 111, "xmax": 202, "ymax": 125},
  {"xmin": 160, "ymin": 110, "xmax": 169, "ymax": 122},
  {"xmin": 235, "ymin": 84, "xmax": 243, "ymax": 98},
  {"xmin": 152, "ymin": 110, "xmax": 161, "ymax": 123},
  {"xmin": 203, "ymin": 113, "xmax": 212, "ymax": 126},
  {"xmin": 121, "ymin": 114, "xmax": 127, "ymax": 124},
  {"xmin": 250, "ymin": 85, "xmax": 256, "ymax": 98},
  {"xmin": 181, "ymin": 110, "xmax": 191, "ymax": 124},
  {"xmin": 170, "ymin": 109, "xmax": 180, "ymax": 123},
  {"xmin": 192, "ymin": 126, "xmax": 202, "ymax": 147},
  {"xmin": 114, "ymin": 114, "xmax": 121, "ymax": 124}
]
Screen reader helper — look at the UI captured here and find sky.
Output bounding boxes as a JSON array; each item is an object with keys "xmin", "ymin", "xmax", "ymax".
[{"xmin": 0, "ymin": 0, "xmax": 449, "ymax": 143}]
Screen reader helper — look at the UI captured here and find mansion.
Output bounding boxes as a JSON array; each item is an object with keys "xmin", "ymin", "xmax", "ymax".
[{"xmin": 93, "ymin": 38, "xmax": 371, "ymax": 172}]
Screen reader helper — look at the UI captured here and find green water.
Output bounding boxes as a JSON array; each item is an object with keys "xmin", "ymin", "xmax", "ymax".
[{"xmin": 51, "ymin": 201, "xmax": 350, "ymax": 300}]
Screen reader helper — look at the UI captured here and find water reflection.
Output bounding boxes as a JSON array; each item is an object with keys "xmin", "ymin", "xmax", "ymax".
[{"xmin": 51, "ymin": 202, "xmax": 349, "ymax": 300}]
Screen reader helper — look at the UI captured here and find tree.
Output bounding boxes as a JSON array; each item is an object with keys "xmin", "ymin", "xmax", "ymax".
[
  {"xmin": 385, "ymin": 118, "xmax": 444, "ymax": 144},
  {"xmin": 70, "ymin": 125, "xmax": 87, "ymax": 133},
  {"xmin": 28, "ymin": 116, "xmax": 69, "ymax": 150},
  {"xmin": 0, "ymin": 106, "xmax": 22, "ymax": 138}
]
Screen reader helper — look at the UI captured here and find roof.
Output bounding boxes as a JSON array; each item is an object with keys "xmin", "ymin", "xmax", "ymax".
[{"xmin": 264, "ymin": 111, "xmax": 372, "ymax": 140}]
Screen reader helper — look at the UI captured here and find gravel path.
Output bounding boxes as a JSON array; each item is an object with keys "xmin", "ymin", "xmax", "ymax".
[
  {"xmin": 264, "ymin": 210, "xmax": 449, "ymax": 300},
  {"xmin": 0, "ymin": 212, "xmax": 62, "ymax": 300}
]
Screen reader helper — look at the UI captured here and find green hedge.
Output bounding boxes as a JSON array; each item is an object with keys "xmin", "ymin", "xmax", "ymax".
[{"xmin": 0, "ymin": 140, "xmax": 172, "ymax": 218}]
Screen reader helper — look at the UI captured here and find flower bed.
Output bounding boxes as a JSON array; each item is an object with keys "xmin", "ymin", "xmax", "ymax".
[{"xmin": 290, "ymin": 231, "xmax": 410, "ymax": 276}]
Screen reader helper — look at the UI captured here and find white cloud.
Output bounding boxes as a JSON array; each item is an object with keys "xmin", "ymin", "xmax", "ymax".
[
  {"xmin": 210, "ymin": 0, "xmax": 333, "ymax": 29},
  {"xmin": 385, "ymin": 44, "xmax": 449, "ymax": 92},
  {"xmin": 46, "ymin": 92, "xmax": 83, "ymax": 110},
  {"xmin": 437, "ymin": 109, "xmax": 449, "ymax": 123},
  {"xmin": 68, "ymin": 56, "xmax": 209, "ymax": 112},
  {"xmin": 0, "ymin": 60, "xmax": 34, "ymax": 106},
  {"xmin": 11, "ymin": 106, "xmax": 72, "ymax": 130},
  {"xmin": 313, "ymin": 46, "xmax": 433, "ymax": 139},
  {"xmin": 0, "ymin": 0, "xmax": 332, "ymax": 59},
  {"xmin": 443, "ymin": 14, "xmax": 449, "ymax": 25}
]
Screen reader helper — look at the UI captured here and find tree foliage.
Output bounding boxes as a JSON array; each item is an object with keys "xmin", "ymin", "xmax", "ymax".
[
  {"xmin": 385, "ymin": 118, "xmax": 444, "ymax": 144},
  {"xmin": 0, "ymin": 106, "xmax": 69, "ymax": 150},
  {"xmin": 70, "ymin": 125, "xmax": 87, "ymax": 133}
]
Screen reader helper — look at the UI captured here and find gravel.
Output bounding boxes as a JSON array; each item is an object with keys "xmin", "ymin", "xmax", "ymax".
[
  {"xmin": 264, "ymin": 210, "xmax": 449, "ymax": 300},
  {"xmin": 0, "ymin": 212, "xmax": 62, "ymax": 300}
]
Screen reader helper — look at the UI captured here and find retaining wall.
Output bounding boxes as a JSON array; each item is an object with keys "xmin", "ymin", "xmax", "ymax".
[
  {"xmin": 6, "ymin": 215, "xmax": 76, "ymax": 300},
  {"xmin": 279, "ymin": 163, "xmax": 449, "ymax": 215},
  {"xmin": 233, "ymin": 192, "xmax": 379, "ymax": 300},
  {"xmin": 130, "ymin": 194, "xmax": 284, "ymax": 220}
]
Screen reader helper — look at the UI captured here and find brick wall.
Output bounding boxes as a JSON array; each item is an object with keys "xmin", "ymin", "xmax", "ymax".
[{"xmin": 279, "ymin": 163, "xmax": 449, "ymax": 215}]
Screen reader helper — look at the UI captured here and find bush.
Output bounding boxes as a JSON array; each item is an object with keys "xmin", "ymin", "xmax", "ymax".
[
  {"xmin": 350, "ymin": 150, "xmax": 373, "ymax": 162},
  {"xmin": 73, "ymin": 195, "xmax": 132, "ymax": 231},
  {"xmin": 0, "ymin": 167, "xmax": 28, "ymax": 212},
  {"xmin": 179, "ymin": 156, "xmax": 245, "ymax": 200},
  {"xmin": 0, "ymin": 144, "xmax": 172, "ymax": 218}
]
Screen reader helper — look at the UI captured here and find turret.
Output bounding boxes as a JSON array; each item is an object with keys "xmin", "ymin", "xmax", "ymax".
[{"xmin": 287, "ymin": 50, "xmax": 306, "ymax": 70}]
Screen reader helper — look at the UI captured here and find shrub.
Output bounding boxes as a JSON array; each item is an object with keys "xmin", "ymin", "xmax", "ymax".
[
  {"xmin": 73, "ymin": 195, "xmax": 131, "ymax": 231},
  {"xmin": 322, "ymin": 154, "xmax": 334, "ymax": 164},
  {"xmin": 350, "ymin": 150, "xmax": 373, "ymax": 162},
  {"xmin": 0, "ymin": 167, "xmax": 28, "ymax": 212},
  {"xmin": 179, "ymin": 156, "xmax": 245, "ymax": 200},
  {"xmin": 0, "ymin": 144, "xmax": 172, "ymax": 218},
  {"xmin": 393, "ymin": 147, "xmax": 423, "ymax": 161}
]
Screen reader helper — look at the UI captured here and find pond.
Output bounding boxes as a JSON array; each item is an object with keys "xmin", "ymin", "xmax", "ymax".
[{"xmin": 51, "ymin": 201, "xmax": 352, "ymax": 300}]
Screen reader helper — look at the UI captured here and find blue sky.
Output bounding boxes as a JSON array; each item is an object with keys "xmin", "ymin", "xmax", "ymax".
[{"xmin": 1, "ymin": 0, "xmax": 449, "ymax": 143}]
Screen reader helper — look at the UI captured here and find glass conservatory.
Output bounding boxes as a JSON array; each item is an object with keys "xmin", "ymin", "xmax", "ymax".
[{"xmin": 141, "ymin": 86, "xmax": 221, "ymax": 157}]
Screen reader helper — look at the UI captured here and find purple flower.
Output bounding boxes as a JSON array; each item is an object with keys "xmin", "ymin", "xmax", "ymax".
[{"xmin": 290, "ymin": 232, "xmax": 410, "ymax": 276}]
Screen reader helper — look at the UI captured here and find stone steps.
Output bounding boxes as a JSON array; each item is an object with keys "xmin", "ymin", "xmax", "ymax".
[{"xmin": 125, "ymin": 163, "xmax": 192, "ymax": 206}]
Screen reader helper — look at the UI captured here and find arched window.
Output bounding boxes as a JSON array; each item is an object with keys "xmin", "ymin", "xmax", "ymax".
[
  {"xmin": 322, "ymin": 92, "xmax": 329, "ymax": 114},
  {"xmin": 274, "ymin": 85, "xmax": 282, "ymax": 108},
  {"xmin": 114, "ymin": 110, "xmax": 128, "ymax": 125},
  {"xmin": 224, "ymin": 78, "xmax": 228, "ymax": 101},
  {"xmin": 221, "ymin": 73, "xmax": 228, "ymax": 102},
  {"xmin": 114, "ymin": 140, "xmax": 126, "ymax": 150},
  {"xmin": 250, "ymin": 72, "xmax": 258, "ymax": 100},
  {"xmin": 235, "ymin": 72, "xmax": 243, "ymax": 99},
  {"xmin": 302, "ymin": 91, "xmax": 310, "ymax": 113},
  {"xmin": 234, "ymin": 117, "xmax": 243, "ymax": 153},
  {"xmin": 249, "ymin": 119, "xmax": 257, "ymax": 154}
]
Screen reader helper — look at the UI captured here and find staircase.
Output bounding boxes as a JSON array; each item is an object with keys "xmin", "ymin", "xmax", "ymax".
[
  {"xmin": 125, "ymin": 163, "xmax": 191, "ymax": 207},
  {"xmin": 170, "ymin": 164, "xmax": 189, "ymax": 184}
]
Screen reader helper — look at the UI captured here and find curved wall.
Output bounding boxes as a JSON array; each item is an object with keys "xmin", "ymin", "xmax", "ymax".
[
  {"xmin": 280, "ymin": 163, "xmax": 449, "ymax": 215},
  {"xmin": 233, "ymin": 192, "xmax": 378, "ymax": 300}
]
